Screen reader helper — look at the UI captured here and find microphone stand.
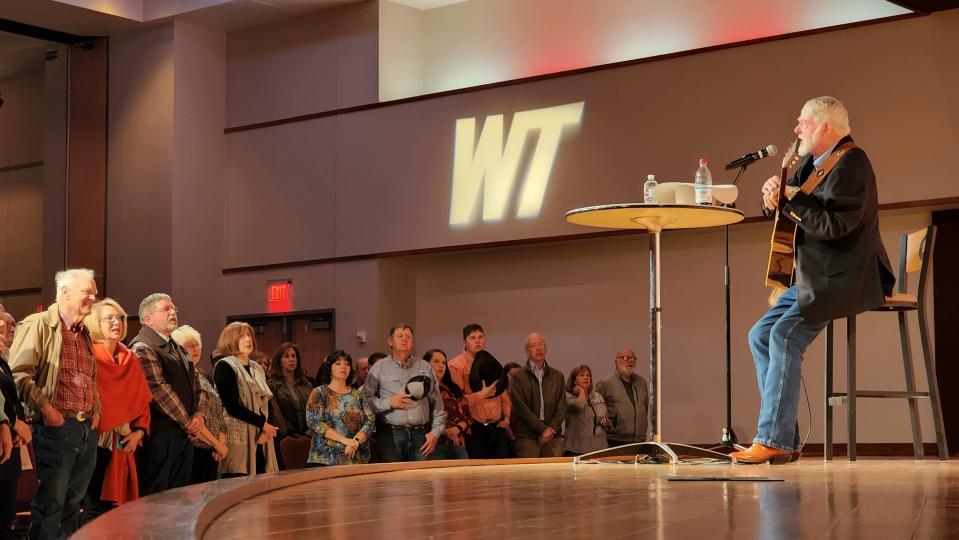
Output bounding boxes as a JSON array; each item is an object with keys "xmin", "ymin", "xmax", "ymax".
[{"xmin": 718, "ymin": 164, "xmax": 748, "ymax": 449}]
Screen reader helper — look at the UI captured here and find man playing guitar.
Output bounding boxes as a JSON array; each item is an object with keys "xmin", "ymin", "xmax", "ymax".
[{"xmin": 730, "ymin": 96, "xmax": 895, "ymax": 464}]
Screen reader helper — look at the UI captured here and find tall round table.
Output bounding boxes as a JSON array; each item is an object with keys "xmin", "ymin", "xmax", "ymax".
[{"xmin": 565, "ymin": 203, "xmax": 744, "ymax": 463}]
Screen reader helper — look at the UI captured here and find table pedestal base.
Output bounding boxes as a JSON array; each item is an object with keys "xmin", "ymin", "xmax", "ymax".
[{"xmin": 573, "ymin": 442, "xmax": 733, "ymax": 464}]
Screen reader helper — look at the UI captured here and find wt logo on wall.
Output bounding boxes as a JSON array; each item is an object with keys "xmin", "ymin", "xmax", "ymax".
[{"xmin": 449, "ymin": 101, "xmax": 585, "ymax": 227}]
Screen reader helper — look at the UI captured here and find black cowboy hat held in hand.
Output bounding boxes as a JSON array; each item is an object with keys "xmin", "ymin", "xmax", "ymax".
[{"xmin": 468, "ymin": 350, "xmax": 509, "ymax": 397}]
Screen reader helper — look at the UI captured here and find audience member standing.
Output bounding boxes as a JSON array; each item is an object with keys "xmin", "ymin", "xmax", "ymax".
[
  {"xmin": 80, "ymin": 299, "xmax": 152, "ymax": 523},
  {"xmin": 448, "ymin": 324, "xmax": 510, "ymax": 459},
  {"xmin": 424, "ymin": 349, "xmax": 470, "ymax": 459},
  {"xmin": 509, "ymin": 333, "xmax": 567, "ymax": 458},
  {"xmin": 306, "ymin": 351, "xmax": 374, "ymax": 466},
  {"xmin": 363, "ymin": 325, "xmax": 445, "ymax": 462},
  {"xmin": 0, "ymin": 304, "xmax": 29, "ymax": 540},
  {"xmin": 267, "ymin": 343, "xmax": 313, "ymax": 439},
  {"xmin": 130, "ymin": 293, "xmax": 208, "ymax": 495},
  {"xmin": 595, "ymin": 348, "xmax": 649, "ymax": 448},
  {"xmin": 9, "ymin": 269, "xmax": 101, "ymax": 539},
  {"xmin": 563, "ymin": 365, "xmax": 609, "ymax": 456},
  {"xmin": 171, "ymin": 325, "xmax": 228, "ymax": 483},
  {"xmin": 251, "ymin": 351, "xmax": 271, "ymax": 374},
  {"xmin": 352, "ymin": 356, "xmax": 370, "ymax": 389},
  {"xmin": 215, "ymin": 322, "xmax": 279, "ymax": 477},
  {"xmin": 0, "ymin": 309, "xmax": 15, "ymax": 360}
]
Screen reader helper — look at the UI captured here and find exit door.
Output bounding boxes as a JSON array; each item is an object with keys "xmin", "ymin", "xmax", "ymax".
[{"xmin": 228, "ymin": 310, "xmax": 334, "ymax": 382}]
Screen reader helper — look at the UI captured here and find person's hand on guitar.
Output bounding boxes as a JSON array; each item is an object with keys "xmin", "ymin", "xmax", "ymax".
[{"xmin": 762, "ymin": 175, "xmax": 781, "ymax": 211}]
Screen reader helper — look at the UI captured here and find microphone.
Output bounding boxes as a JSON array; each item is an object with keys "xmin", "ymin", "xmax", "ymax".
[{"xmin": 724, "ymin": 144, "xmax": 778, "ymax": 170}]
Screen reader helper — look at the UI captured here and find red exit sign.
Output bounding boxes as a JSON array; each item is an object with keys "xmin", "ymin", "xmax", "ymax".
[{"xmin": 267, "ymin": 280, "xmax": 292, "ymax": 302}]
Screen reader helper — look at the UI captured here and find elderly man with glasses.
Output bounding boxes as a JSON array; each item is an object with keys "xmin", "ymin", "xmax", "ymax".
[
  {"xmin": 130, "ymin": 293, "xmax": 208, "ymax": 495},
  {"xmin": 8, "ymin": 269, "xmax": 101, "ymax": 540},
  {"xmin": 595, "ymin": 348, "xmax": 649, "ymax": 449}
]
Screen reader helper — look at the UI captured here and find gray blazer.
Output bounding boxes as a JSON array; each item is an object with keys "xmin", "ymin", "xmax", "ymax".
[{"xmin": 595, "ymin": 373, "xmax": 648, "ymax": 444}]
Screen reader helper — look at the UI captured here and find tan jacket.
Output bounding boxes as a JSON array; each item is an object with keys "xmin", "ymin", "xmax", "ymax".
[{"xmin": 8, "ymin": 304, "xmax": 101, "ymax": 419}]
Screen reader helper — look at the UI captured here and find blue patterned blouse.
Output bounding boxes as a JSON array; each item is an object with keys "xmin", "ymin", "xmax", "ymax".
[{"xmin": 306, "ymin": 385, "xmax": 375, "ymax": 465}]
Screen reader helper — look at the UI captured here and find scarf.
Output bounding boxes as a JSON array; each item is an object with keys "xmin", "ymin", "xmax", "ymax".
[{"xmin": 93, "ymin": 342, "xmax": 153, "ymax": 505}]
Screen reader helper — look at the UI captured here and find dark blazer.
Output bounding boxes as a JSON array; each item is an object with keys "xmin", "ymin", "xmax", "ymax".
[
  {"xmin": 0, "ymin": 358, "xmax": 24, "ymax": 480},
  {"xmin": 509, "ymin": 361, "xmax": 567, "ymax": 440},
  {"xmin": 781, "ymin": 135, "xmax": 895, "ymax": 323}
]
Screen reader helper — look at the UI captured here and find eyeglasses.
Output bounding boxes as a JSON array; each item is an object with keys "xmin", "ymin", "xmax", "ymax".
[
  {"xmin": 100, "ymin": 315, "xmax": 123, "ymax": 324},
  {"xmin": 616, "ymin": 355, "xmax": 637, "ymax": 362},
  {"xmin": 152, "ymin": 305, "xmax": 178, "ymax": 315}
]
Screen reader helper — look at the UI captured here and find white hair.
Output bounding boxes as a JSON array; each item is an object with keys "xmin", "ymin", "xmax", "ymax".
[
  {"xmin": 802, "ymin": 96, "xmax": 851, "ymax": 137},
  {"xmin": 54, "ymin": 268, "xmax": 96, "ymax": 302},
  {"xmin": 172, "ymin": 324, "xmax": 202, "ymax": 348},
  {"xmin": 138, "ymin": 293, "xmax": 172, "ymax": 320}
]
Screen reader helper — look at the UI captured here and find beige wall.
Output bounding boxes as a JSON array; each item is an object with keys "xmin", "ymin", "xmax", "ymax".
[
  {"xmin": 171, "ymin": 22, "xmax": 227, "ymax": 354},
  {"xmin": 378, "ymin": 0, "xmax": 424, "ymax": 100},
  {"xmin": 226, "ymin": 1, "xmax": 378, "ymax": 128},
  {"xmin": 379, "ymin": 0, "xmax": 908, "ymax": 99},
  {"xmin": 107, "ymin": 23, "xmax": 175, "ymax": 310},
  {"xmin": 225, "ymin": 11, "xmax": 959, "ymax": 269},
  {"xmin": 0, "ymin": 69, "xmax": 45, "ymax": 320},
  {"xmin": 106, "ymin": 22, "xmax": 227, "ymax": 350}
]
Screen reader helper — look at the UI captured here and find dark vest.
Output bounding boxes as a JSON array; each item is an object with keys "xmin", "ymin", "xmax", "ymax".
[{"xmin": 130, "ymin": 327, "xmax": 197, "ymax": 436}]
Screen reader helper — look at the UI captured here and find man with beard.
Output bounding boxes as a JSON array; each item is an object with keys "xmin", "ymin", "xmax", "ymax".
[
  {"xmin": 596, "ymin": 348, "xmax": 648, "ymax": 448},
  {"xmin": 8, "ymin": 269, "xmax": 100, "ymax": 539},
  {"xmin": 130, "ymin": 293, "xmax": 208, "ymax": 492},
  {"xmin": 731, "ymin": 96, "xmax": 894, "ymax": 464}
]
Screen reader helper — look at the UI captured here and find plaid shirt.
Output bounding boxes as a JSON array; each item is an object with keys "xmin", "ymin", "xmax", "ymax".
[
  {"xmin": 132, "ymin": 332, "xmax": 208, "ymax": 431},
  {"xmin": 52, "ymin": 321, "xmax": 96, "ymax": 414}
]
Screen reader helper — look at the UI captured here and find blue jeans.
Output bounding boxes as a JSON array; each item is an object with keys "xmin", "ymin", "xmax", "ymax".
[
  {"xmin": 747, "ymin": 286, "xmax": 827, "ymax": 452},
  {"xmin": 30, "ymin": 418, "xmax": 97, "ymax": 540},
  {"xmin": 429, "ymin": 443, "xmax": 469, "ymax": 460},
  {"xmin": 378, "ymin": 424, "xmax": 429, "ymax": 462}
]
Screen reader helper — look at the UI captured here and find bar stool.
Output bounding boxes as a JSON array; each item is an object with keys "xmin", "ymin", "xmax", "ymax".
[{"xmin": 824, "ymin": 225, "xmax": 949, "ymax": 461}]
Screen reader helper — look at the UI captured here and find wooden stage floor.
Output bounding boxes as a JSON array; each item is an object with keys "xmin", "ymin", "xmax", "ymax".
[{"xmin": 203, "ymin": 459, "xmax": 957, "ymax": 539}]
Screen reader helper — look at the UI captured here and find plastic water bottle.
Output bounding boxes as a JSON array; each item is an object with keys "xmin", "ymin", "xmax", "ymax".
[
  {"xmin": 694, "ymin": 158, "xmax": 712, "ymax": 205},
  {"xmin": 643, "ymin": 174, "xmax": 657, "ymax": 203}
]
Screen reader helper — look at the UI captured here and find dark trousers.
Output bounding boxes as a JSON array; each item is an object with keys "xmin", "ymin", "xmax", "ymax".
[
  {"xmin": 80, "ymin": 446, "xmax": 116, "ymax": 526},
  {"xmin": 190, "ymin": 447, "xmax": 219, "ymax": 484},
  {"xmin": 607, "ymin": 439, "xmax": 644, "ymax": 448},
  {"xmin": 0, "ymin": 449, "xmax": 20, "ymax": 540},
  {"xmin": 376, "ymin": 423, "xmax": 429, "ymax": 463},
  {"xmin": 430, "ymin": 444, "xmax": 469, "ymax": 460},
  {"xmin": 0, "ymin": 478, "xmax": 14, "ymax": 540},
  {"xmin": 30, "ymin": 419, "xmax": 97, "ymax": 540},
  {"xmin": 466, "ymin": 422, "xmax": 509, "ymax": 459},
  {"xmin": 136, "ymin": 430, "xmax": 193, "ymax": 496}
]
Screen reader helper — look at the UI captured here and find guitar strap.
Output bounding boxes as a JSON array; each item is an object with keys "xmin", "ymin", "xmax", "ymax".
[{"xmin": 798, "ymin": 141, "xmax": 858, "ymax": 195}]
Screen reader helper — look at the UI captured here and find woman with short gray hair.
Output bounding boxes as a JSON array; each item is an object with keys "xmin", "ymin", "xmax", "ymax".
[{"xmin": 172, "ymin": 325, "xmax": 229, "ymax": 483}]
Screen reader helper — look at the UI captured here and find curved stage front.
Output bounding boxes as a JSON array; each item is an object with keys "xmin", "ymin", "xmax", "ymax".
[{"xmin": 73, "ymin": 458, "xmax": 955, "ymax": 538}]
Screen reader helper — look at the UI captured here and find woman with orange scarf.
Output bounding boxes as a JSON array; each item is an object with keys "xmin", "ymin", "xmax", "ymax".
[{"xmin": 80, "ymin": 298, "xmax": 152, "ymax": 524}]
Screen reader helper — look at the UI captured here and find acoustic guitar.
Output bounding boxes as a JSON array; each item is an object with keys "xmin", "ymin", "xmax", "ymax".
[{"xmin": 765, "ymin": 139, "xmax": 800, "ymax": 306}]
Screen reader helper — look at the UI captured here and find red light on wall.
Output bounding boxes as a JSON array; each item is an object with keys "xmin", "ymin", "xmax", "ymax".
[{"xmin": 267, "ymin": 280, "xmax": 292, "ymax": 302}]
